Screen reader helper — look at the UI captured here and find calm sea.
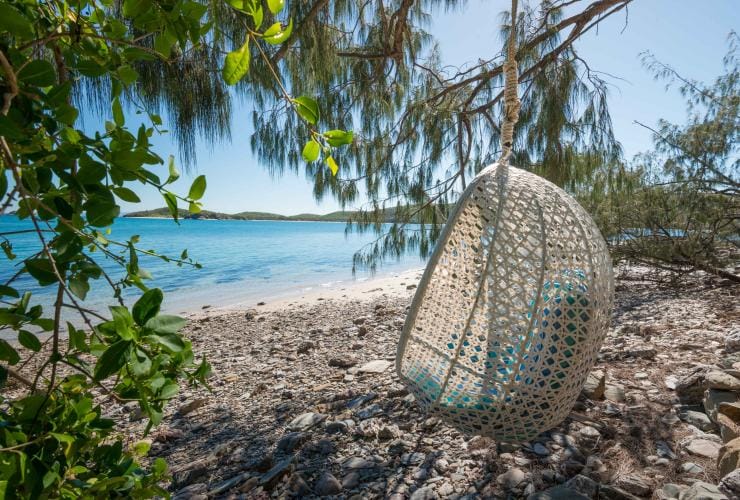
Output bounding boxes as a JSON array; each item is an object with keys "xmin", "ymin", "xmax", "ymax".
[{"xmin": 0, "ymin": 215, "xmax": 423, "ymax": 316}]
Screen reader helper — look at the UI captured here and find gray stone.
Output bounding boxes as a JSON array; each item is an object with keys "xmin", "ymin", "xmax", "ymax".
[
  {"xmin": 616, "ymin": 474, "xmax": 652, "ymax": 497},
  {"xmin": 341, "ymin": 471, "xmax": 360, "ymax": 489},
  {"xmin": 314, "ymin": 472, "xmax": 342, "ymax": 496},
  {"xmin": 325, "ymin": 421, "xmax": 349, "ymax": 434},
  {"xmin": 676, "ymin": 366, "xmax": 710, "ymax": 404},
  {"xmin": 410, "ymin": 486, "xmax": 438, "ymax": 500},
  {"xmin": 174, "ymin": 483, "xmax": 208, "ymax": 500},
  {"xmin": 705, "ymin": 390, "xmax": 740, "ymax": 423},
  {"xmin": 342, "ymin": 456, "xmax": 376, "ymax": 469},
  {"xmin": 657, "ymin": 440, "xmax": 677, "ymax": 459},
  {"xmin": 437, "ymin": 482, "xmax": 454, "ymax": 496},
  {"xmin": 287, "ymin": 412, "xmax": 326, "ymax": 431},
  {"xmin": 706, "ymin": 370, "xmax": 740, "ymax": 391},
  {"xmin": 401, "ymin": 452, "xmax": 426, "ymax": 465},
  {"xmin": 604, "ymin": 384, "xmax": 626, "ymax": 403},
  {"xmin": 288, "ymin": 474, "xmax": 311, "ymax": 496},
  {"xmin": 356, "ymin": 403, "xmax": 383, "ymax": 420},
  {"xmin": 497, "ymin": 468, "xmax": 527, "ymax": 490},
  {"xmin": 276, "ymin": 432, "xmax": 308, "ymax": 454},
  {"xmin": 563, "ymin": 474, "xmax": 598, "ymax": 498},
  {"xmin": 679, "ymin": 410, "xmax": 715, "ymax": 431},
  {"xmin": 681, "ymin": 462, "xmax": 704, "ymax": 474},
  {"xmin": 718, "ymin": 436, "xmax": 740, "ymax": 477},
  {"xmin": 172, "ymin": 460, "xmax": 210, "ymax": 488},
  {"xmin": 661, "ymin": 484, "xmax": 688, "ymax": 500},
  {"xmin": 527, "ymin": 486, "xmax": 590, "ymax": 500},
  {"xmin": 582, "ymin": 370, "xmax": 606, "ymax": 400},
  {"xmin": 579, "ymin": 425, "xmax": 601, "ymax": 440},
  {"xmin": 665, "ymin": 375, "xmax": 679, "ymax": 390},
  {"xmin": 259, "ymin": 457, "xmax": 293, "ymax": 489},
  {"xmin": 717, "ymin": 413, "xmax": 740, "ymax": 442},
  {"xmin": 719, "ymin": 469, "xmax": 740, "ymax": 498},
  {"xmin": 357, "ymin": 360, "xmax": 392, "ymax": 373},
  {"xmin": 532, "ymin": 443, "xmax": 551, "ymax": 456},
  {"xmin": 684, "ymin": 438, "xmax": 721, "ymax": 458},
  {"xmin": 178, "ymin": 398, "xmax": 208, "ymax": 416},
  {"xmin": 377, "ymin": 424, "xmax": 399, "ymax": 440},
  {"xmin": 678, "ymin": 482, "xmax": 728, "ymax": 500},
  {"xmin": 726, "ymin": 328, "xmax": 740, "ymax": 353},
  {"xmin": 599, "ymin": 484, "xmax": 642, "ymax": 500},
  {"xmin": 329, "ymin": 357, "xmax": 357, "ymax": 368}
]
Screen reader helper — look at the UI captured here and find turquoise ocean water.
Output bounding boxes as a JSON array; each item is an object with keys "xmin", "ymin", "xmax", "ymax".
[{"xmin": 0, "ymin": 215, "xmax": 422, "ymax": 316}]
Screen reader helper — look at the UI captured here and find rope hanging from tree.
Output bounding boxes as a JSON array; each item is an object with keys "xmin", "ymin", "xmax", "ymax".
[{"xmin": 499, "ymin": 0, "xmax": 520, "ymax": 165}]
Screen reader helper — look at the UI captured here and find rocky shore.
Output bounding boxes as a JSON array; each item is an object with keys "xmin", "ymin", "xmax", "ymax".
[{"xmin": 113, "ymin": 266, "xmax": 739, "ymax": 499}]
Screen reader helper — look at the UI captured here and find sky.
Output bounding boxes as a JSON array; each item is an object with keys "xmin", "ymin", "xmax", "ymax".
[{"xmin": 123, "ymin": 0, "xmax": 739, "ymax": 215}]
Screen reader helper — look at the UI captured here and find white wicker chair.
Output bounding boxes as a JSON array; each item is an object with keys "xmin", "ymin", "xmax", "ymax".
[{"xmin": 397, "ymin": 163, "xmax": 614, "ymax": 442}]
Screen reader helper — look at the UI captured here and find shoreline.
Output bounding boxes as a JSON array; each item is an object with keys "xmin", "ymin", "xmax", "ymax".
[{"xmin": 183, "ymin": 266, "xmax": 425, "ymax": 318}]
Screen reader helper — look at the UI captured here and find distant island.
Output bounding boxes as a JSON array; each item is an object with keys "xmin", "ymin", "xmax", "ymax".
[{"xmin": 123, "ymin": 207, "xmax": 397, "ymax": 222}]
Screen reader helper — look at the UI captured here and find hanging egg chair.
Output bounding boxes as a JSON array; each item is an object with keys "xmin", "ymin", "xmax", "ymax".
[{"xmin": 396, "ymin": 163, "xmax": 614, "ymax": 442}]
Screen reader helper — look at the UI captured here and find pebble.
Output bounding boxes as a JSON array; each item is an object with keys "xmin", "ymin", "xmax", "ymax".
[
  {"xmin": 679, "ymin": 481, "xmax": 728, "ymax": 500},
  {"xmin": 314, "ymin": 472, "xmax": 342, "ymax": 496},
  {"xmin": 497, "ymin": 468, "xmax": 527, "ymax": 490},
  {"xmin": 680, "ymin": 409, "xmax": 716, "ymax": 431},
  {"xmin": 287, "ymin": 412, "xmax": 326, "ymax": 431},
  {"xmin": 685, "ymin": 438, "xmax": 721, "ymax": 458},
  {"xmin": 357, "ymin": 359, "xmax": 392, "ymax": 373},
  {"xmin": 681, "ymin": 462, "xmax": 704, "ymax": 474}
]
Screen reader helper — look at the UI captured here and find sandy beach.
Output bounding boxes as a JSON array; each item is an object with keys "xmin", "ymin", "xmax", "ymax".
[{"xmin": 86, "ymin": 264, "xmax": 739, "ymax": 500}]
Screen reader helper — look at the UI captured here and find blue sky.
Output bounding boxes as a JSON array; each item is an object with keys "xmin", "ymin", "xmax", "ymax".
[{"xmin": 127, "ymin": 0, "xmax": 739, "ymax": 215}]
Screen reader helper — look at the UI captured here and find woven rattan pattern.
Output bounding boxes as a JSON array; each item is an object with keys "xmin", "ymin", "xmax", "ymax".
[{"xmin": 397, "ymin": 164, "xmax": 614, "ymax": 442}]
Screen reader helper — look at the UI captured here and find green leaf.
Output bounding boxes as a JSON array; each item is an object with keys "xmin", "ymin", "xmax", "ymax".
[
  {"xmin": 167, "ymin": 155, "xmax": 180, "ymax": 183},
  {"xmin": 122, "ymin": 0, "xmax": 151, "ymax": 18},
  {"xmin": 0, "ymin": 339, "xmax": 20, "ymax": 365},
  {"xmin": 324, "ymin": 129, "xmax": 354, "ymax": 147},
  {"xmin": 163, "ymin": 192, "xmax": 178, "ymax": 221},
  {"xmin": 144, "ymin": 315, "xmax": 187, "ymax": 334},
  {"xmin": 150, "ymin": 333, "xmax": 186, "ymax": 352},
  {"xmin": 110, "ymin": 306, "xmax": 134, "ymax": 340},
  {"xmin": 2, "ymin": 240, "xmax": 16, "ymax": 261},
  {"xmin": 222, "ymin": 39, "xmax": 250, "ymax": 86},
  {"xmin": 158, "ymin": 381, "xmax": 179, "ymax": 399},
  {"xmin": 68, "ymin": 276, "xmax": 89, "ymax": 300},
  {"xmin": 0, "ymin": 4, "xmax": 34, "ymax": 39},
  {"xmin": 302, "ymin": 140, "xmax": 320, "ymax": 162},
  {"xmin": 188, "ymin": 175, "xmax": 207, "ymax": 200},
  {"xmin": 263, "ymin": 19, "xmax": 293, "ymax": 45},
  {"xmin": 17, "ymin": 60, "xmax": 56, "ymax": 87},
  {"xmin": 132, "ymin": 288, "xmax": 163, "ymax": 326},
  {"xmin": 154, "ymin": 32, "xmax": 176, "ymax": 58},
  {"xmin": 112, "ymin": 97, "xmax": 125, "ymax": 127},
  {"xmin": 25, "ymin": 258, "xmax": 57, "ymax": 286},
  {"xmin": 250, "ymin": 5, "xmax": 263, "ymax": 28},
  {"xmin": 293, "ymin": 96, "xmax": 320, "ymax": 124},
  {"xmin": 326, "ymin": 156, "xmax": 339, "ymax": 176},
  {"xmin": 152, "ymin": 457, "xmax": 167, "ymax": 475},
  {"xmin": 189, "ymin": 202, "xmax": 202, "ymax": 214},
  {"xmin": 0, "ymin": 115, "xmax": 24, "ymax": 139},
  {"xmin": 68, "ymin": 322, "xmax": 86, "ymax": 351},
  {"xmin": 18, "ymin": 330, "xmax": 41, "ymax": 352},
  {"xmin": 94, "ymin": 340, "xmax": 131, "ymax": 380},
  {"xmin": 0, "ymin": 285, "xmax": 19, "ymax": 298},
  {"xmin": 84, "ymin": 195, "xmax": 120, "ymax": 227},
  {"xmin": 113, "ymin": 187, "xmax": 141, "ymax": 203},
  {"xmin": 267, "ymin": 0, "xmax": 284, "ymax": 14},
  {"xmin": 117, "ymin": 65, "xmax": 139, "ymax": 85},
  {"xmin": 132, "ymin": 440, "xmax": 151, "ymax": 456}
]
